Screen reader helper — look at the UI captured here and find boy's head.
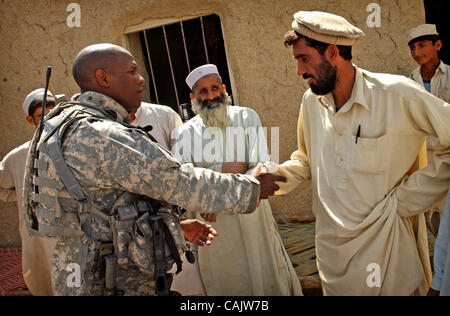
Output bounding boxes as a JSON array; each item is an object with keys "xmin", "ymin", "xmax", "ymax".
[
  {"xmin": 407, "ymin": 24, "xmax": 442, "ymax": 65},
  {"xmin": 23, "ymin": 89, "xmax": 57, "ymax": 127}
]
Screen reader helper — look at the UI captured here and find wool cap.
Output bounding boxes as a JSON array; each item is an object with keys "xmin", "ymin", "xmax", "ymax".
[
  {"xmin": 292, "ymin": 11, "xmax": 365, "ymax": 46},
  {"xmin": 407, "ymin": 24, "xmax": 439, "ymax": 44}
]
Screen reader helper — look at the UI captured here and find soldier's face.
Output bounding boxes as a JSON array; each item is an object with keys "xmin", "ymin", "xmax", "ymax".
[{"xmin": 106, "ymin": 52, "xmax": 145, "ymax": 112}]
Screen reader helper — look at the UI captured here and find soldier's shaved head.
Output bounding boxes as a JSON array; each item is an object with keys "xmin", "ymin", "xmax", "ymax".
[
  {"xmin": 72, "ymin": 43, "xmax": 131, "ymax": 92},
  {"xmin": 72, "ymin": 43, "xmax": 145, "ymax": 112}
]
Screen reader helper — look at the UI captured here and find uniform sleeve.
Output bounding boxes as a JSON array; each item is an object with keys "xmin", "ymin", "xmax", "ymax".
[
  {"xmin": 395, "ymin": 86, "xmax": 450, "ymax": 217},
  {"xmin": 0, "ymin": 152, "xmax": 17, "ymax": 203},
  {"xmin": 273, "ymin": 100, "xmax": 311, "ymax": 195},
  {"xmin": 67, "ymin": 120, "xmax": 260, "ymax": 215}
]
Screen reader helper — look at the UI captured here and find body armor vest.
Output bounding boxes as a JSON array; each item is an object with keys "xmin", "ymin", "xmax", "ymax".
[{"xmin": 22, "ymin": 96, "xmax": 187, "ymax": 295}]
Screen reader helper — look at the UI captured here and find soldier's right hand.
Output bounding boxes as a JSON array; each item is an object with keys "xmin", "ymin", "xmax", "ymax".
[{"xmin": 255, "ymin": 173, "xmax": 286, "ymax": 199}]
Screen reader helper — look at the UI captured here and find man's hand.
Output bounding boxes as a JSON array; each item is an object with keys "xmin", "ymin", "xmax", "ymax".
[
  {"xmin": 200, "ymin": 212, "xmax": 217, "ymax": 222},
  {"xmin": 255, "ymin": 173, "xmax": 286, "ymax": 199},
  {"xmin": 180, "ymin": 219, "xmax": 218, "ymax": 246},
  {"xmin": 222, "ymin": 162, "xmax": 249, "ymax": 174}
]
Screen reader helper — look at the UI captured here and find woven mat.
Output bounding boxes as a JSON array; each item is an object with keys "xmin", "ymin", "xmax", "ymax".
[
  {"xmin": 277, "ymin": 218, "xmax": 319, "ymax": 279},
  {"xmin": 0, "ymin": 248, "xmax": 28, "ymax": 296}
]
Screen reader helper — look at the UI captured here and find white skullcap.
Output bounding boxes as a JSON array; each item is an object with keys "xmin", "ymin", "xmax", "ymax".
[
  {"xmin": 22, "ymin": 88, "xmax": 54, "ymax": 115},
  {"xmin": 186, "ymin": 64, "xmax": 221, "ymax": 90},
  {"xmin": 292, "ymin": 11, "xmax": 365, "ymax": 46},
  {"xmin": 407, "ymin": 24, "xmax": 439, "ymax": 44}
]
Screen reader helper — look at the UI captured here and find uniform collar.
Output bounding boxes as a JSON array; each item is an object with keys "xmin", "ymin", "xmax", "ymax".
[
  {"xmin": 76, "ymin": 91, "xmax": 130, "ymax": 123},
  {"xmin": 318, "ymin": 65, "xmax": 370, "ymax": 113}
]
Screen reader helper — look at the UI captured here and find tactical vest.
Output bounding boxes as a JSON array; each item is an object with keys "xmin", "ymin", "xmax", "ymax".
[{"xmin": 22, "ymin": 96, "xmax": 187, "ymax": 295}]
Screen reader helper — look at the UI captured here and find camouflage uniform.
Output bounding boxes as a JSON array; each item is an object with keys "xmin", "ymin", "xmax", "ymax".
[{"xmin": 22, "ymin": 91, "xmax": 260, "ymax": 296}]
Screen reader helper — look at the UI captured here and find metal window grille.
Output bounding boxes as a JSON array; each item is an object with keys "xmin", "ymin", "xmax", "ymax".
[{"xmin": 138, "ymin": 14, "xmax": 233, "ymax": 119}]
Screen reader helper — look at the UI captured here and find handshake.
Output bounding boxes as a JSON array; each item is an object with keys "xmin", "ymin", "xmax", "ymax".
[
  {"xmin": 192, "ymin": 162, "xmax": 285, "ymax": 244},
  {"xmin": 250, "ymin": 162, "xmax": 286, "ymax": 200},
  {"xmin": 221, "ymin": 161, "xmax": 286, "ymax": 200}
]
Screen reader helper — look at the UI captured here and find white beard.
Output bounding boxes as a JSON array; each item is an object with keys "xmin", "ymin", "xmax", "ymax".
[{"xmin": 191, "ymin": 93, "xmax": 232, "ymax": 128}]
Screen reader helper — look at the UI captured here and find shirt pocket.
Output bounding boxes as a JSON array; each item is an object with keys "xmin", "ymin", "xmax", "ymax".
[
  {"xmin": 351, "ymin": 134, "xmax": 389, "ymax": 174},
  {"xmin": 438, "ymin": 88, "xmax": 450, "ymax": 103}
]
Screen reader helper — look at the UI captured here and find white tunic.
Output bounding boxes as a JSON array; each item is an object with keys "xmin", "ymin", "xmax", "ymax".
[
  {"xmin": 130, "ymin": 102, "xmax": 183, "ymax": 150},
  {"xmin": 172, "ymin": 105, "xmax": 302, "ymax": 296}
]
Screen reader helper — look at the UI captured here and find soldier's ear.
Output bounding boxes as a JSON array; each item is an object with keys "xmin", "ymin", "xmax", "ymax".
[{"xmin": 95, "ymin": 69, "xmax": 110, "ymax": 87}]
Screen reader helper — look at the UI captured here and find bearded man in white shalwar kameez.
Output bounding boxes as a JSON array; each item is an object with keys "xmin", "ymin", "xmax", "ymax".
[{"xmin": 171, "ymin": 64, "xmax": 302, "ymax": 296}]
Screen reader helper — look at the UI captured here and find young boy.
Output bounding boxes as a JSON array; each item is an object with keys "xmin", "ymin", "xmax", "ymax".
[{"xmin": 408, "ymin": 24, "xmax": 450, "ymax": 102}]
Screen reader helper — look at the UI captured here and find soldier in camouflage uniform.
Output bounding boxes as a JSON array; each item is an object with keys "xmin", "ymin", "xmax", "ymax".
[{"xmin": 22, "ymin": 44, "xmax": 283, "ymax": 296}]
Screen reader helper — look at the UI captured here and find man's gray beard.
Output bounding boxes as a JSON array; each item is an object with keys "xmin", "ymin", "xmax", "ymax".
[{"xmin": 191, "ymin": 92, "xmax": 232, "ymax": 128}]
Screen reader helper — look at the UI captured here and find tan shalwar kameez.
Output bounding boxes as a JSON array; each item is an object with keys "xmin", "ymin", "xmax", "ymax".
[
  {"xmin": 1, "ymin": 141, "xmax": 56, "ymax": 295},
  {"xmin": 274, "ymin": 66, "xmax": 450, "ymax": 295}
]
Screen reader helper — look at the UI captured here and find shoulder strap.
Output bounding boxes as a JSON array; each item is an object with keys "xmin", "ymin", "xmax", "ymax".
[{"xmin": 38, "ymin": 109, "xmax": 89, "ymax": 202}]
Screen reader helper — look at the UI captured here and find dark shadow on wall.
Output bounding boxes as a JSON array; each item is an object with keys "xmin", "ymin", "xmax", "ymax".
[{"xmin": 424, "ymin": 0, "xmax": 450, "ymax": 64}]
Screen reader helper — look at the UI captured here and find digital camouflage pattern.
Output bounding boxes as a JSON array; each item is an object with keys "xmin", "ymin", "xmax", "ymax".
[
  {"xmin": 51, "ymin": 237, "xmax": 155, "ymax": 296},
  {"xmin": 22, "ymin": 91, "xmax": 260, "ymax": 295}
]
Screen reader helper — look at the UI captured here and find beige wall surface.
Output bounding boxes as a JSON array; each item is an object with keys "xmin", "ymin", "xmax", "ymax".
[{"xmin": 0, "ymin": 0, "xmax": 425, "ymax": 246}]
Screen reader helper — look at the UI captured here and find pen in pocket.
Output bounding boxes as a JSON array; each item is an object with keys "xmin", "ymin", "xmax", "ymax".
[{"xmin": 355, "ymin": 124, "xmax": 361, "ymax": 144}]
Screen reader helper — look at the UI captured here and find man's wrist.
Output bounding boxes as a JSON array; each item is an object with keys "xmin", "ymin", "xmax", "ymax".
[{"xmin": 245, "ymin": 176, "xmax": 260, "ymax": 214}]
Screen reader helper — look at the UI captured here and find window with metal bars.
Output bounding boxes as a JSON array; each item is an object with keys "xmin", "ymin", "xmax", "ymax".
[{"xmin": 138, "ymin": 14, "xmax": 233, "ymax": 120}]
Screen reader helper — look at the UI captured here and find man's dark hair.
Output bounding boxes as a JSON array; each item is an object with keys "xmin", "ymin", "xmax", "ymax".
[
  {"xmin": 408, "ymin": 34, "xmax": 440, "ymax": 47},
  {"xmin": 284, "ymin": 30, "xmax": 353, "ymax": 60},
  {"xmin": 28, "ymin": 95, "xmax": 56, "ymax": 116}
]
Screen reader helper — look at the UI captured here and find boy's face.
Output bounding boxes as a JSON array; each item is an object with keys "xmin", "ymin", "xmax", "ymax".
[
  {"xmin": 27, "ymin": 105, "xmax": 55, "ymax": 127},
  {"xmin": 409, "ymin": 39, "xmax": 442, "ymax": 65}
]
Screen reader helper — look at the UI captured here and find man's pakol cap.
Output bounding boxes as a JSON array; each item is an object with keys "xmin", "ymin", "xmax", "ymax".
[
  {"xmin": 407, "ymin": 24, "xmax": 439, "ymax": 44},
  {"xmin": 22, "ymin": 88, "xmax": 54, "ymax": 115},
  {"xmin": 186, "ymin": 64, "xmax": 221, "ymax": 90},
  {"xmin": 292, "ymin": 11, "xmax": 365, "ymax": 46}
]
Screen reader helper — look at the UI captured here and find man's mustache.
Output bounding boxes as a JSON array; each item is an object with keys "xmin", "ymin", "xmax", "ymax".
[
  {"xmin": 200, "ymin": 96, "xmax": 224, "ymax": 108},
  {"xmin": 303, "ymin": 73, "xmax": 314, "ymax": 80}
]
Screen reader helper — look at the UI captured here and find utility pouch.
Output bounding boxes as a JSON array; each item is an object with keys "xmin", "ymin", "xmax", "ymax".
[
  {"xmin": 128, "ymin": 209, "xmax": 186, "ymax": 277},
  {"xmin": 128, "ymin": 212, "xmax": 155, "ymax": 276},
  {"xmin": 103, "ymin": 254, "xmax": 117, "ymax": 296},
  {"xmin": 111, "ymin": 204, "xmax": 138, "ymax": 265}
]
